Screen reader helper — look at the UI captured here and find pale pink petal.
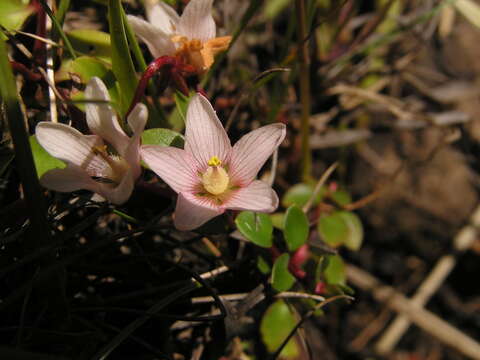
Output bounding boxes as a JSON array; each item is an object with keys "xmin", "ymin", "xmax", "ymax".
[
  {"xmin": 184, "ymin": 94, "xmax": 231, "ymax": 171},
  {"xmin": 145, "ymin": 0, "xmax": 179, "ymax": 35},
  {"xmin": 225, "ymin": 180, "xmax": 279, "ymax": 213},
  {"xmin": 141, "ymin": 145, "xmax": 198, "ymax": 193},
  {"xmin": 127, "ymin": 103, "xmax": 148, "ymax": 136},
  {"xmin": 229, "ymin": 123, "xmax": 286, "ymax": 185},
  {"xmin": 97, "ymin": 169, "xmax": 135, "ymax": 205},
  {"xmin": 127, "ymin": 15, "xmax": 176, "ymax": 57},
  {"xmin": 85, "ymin": 77, "xmax": 129, "ymax": 155},
  {"xmin": 174, "ymin": 192, "xmax": 224, "ymax": 231},
  {"xmin": 124, "ymin": 103, "xmax": 148, "ymax": 179},
  {"xmin": 177, "ymin": 0, "xmax": 215, "ymax": 42},
  {"xmin": 40, "ymin": 163, "xmax": 102, "ymax": 193},
  {"xmin": 35, "ymin": 122, "xmax": 108, "ymax": 174}
]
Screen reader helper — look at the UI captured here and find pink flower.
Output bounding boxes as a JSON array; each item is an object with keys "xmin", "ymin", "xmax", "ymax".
[
  {"xmin": 35, "ymin": 77, "xmax": 147, "ymax": 205},
  {"xmin": 127, "ymin": 0, "xmax": 231, "ymax": 74},
  {"xmin": 141, "ymin": 94, "xmax": 286, "ymax": 231}
]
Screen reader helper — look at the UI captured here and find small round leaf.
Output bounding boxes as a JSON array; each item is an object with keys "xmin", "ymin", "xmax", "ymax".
[
  {"xmin": 235, "ymin": 211, "xmax": 273, "ymax": 248},
  {"xmin": 260, "ymin": 300, "xmax": 299, "ymax": 357},
  {"xmin": 283, "ymin": 205, "xmax": 309, "ymax": 252},
  {"xmin": 271, "ymin": 253, "xmax": 296, "ymax": 292}
]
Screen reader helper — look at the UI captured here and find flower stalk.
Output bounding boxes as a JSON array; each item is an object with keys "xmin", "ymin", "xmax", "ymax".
[{"xmin": 295, "ymin": 0, "xmax": 312, "ymax": 182}]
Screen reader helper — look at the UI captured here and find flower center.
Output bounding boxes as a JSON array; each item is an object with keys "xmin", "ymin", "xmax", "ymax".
[
  {"xmin": 172, "ymin": 36, "xmax": 203, "ymax": 55},
  {"xmin": 92, "ymin": 145, "xmax": 129, "ymax": 184},
  {"xmin": 201, "ymin": 156, "xmax": 229, "ymax": 196}
]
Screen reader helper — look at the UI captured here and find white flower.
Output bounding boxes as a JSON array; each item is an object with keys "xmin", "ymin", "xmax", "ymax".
[
  {"xmin": 35, "ymin": 78, "xmax": 147, "ymax": 204},
  {"xmin": 127, "ymin": 0, "xmax": 231, "ymax": 74}
]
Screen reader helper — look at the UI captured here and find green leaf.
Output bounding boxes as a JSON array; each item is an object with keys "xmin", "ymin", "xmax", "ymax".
[
  {"xmin": 29, "ymin": 136, "xmax": 65, "ymax": 178},
  {"xmin": 108, "ymin": 0, "xmax": 137, "ymax": 114},
  {"xmin": 0, "ymin": 0, "xmax": 34, "ymax": 40},
  {"xmin": 271, "ymin": 253, "xmax": 295, "ymax": 292},
  {"xmin": 264, "ymin": 0, "xmax": 291, "ymax": 19},
  {"xmin": 260, "ymin": 300, "xmax": 299, "ymax": 358},
  {"xmin": 270, "ymin": 212, "xmax": 285, "ymax": 230},
  {"xmin": 330, "ymin": 188, "xmax": 352, "ymax": 206},
  {"xmin": 235, "ymin": 211, "xmax": 273, "ymax": 248},
  {"xmin": 257, "ymin": 255, "xmax": 271, "ymax": 275},
  {"xmin": 318, "ymin": 212, "xmax": 348, "ymax": 247},
  {"xmin": 324, "ymin": 254, "xmax": 346, "ymax": 285},
  {"xmin": 141, "ymin": 128, "xmax": 184, "ymax": 148},
  {"xmin": 57, "ymin": 56, "xmax": 120, "ymax": 112},
  {"xmin": 339, "ymin": 211, "xmax": 363, "ymax": 251},
  {"xmin": 282, "ymin": 183, "xmax": 324, "ymax": 208},
  {"xmin": 283, "ymin": 205, "xmax": 309, "ymax": 252},
  {"xmin": 66, "ymin": 29, "xmax": 112, "ymax": 61},
  {"xmin": 317, "ymin": 211, "xmax": 364, "ymax": 250},
  {"xmin": 56, "ymin": 56, "xmax": 113, "ymax": 83}
]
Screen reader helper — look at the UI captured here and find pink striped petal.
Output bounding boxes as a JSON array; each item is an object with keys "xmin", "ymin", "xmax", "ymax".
[
  {"xmin": 178, "ymin": 0, "xmax": 215, "ymax": 42},
  {"xmin": 85, "ymin": 77, "xmax": 129, "ymax": 155},
  {"xmin": 127, "ymin": 15, "xmax": 176, "ymax": 58},
  {"xmin": 225, "ymin": 180, "xmax": 279, "ymax": 212},
  {"xmin": 174, "ymin": 192, "xmax": 224, "ymax": 230},
  {"xmin": 141, "ymin": 145, "xmax": 198, "ymax": 193},
  {"xmin": 145, "ymin": 0, "xmax": 179, "ymax": 35},
  {"xmin": 40, "ymin": 164, "xmax": 101, "ymax": 193},
  {"xmin": 229, "ymin": 123, "xmax": 286, "ymax": 185},
  {"xmin": 184, "ymin": 94, "xmax": 231, "ymax": 171},
  {"xmin": 35, "ymin": 122, "xmax": 108, "ymax": 176}
]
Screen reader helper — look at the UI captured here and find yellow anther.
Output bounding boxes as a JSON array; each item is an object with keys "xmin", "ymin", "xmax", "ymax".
[
  {"xmin": 208, "ymin": 156, "xmax": 222, "ymax": 167},
  {"xmin": 92, "ymin": 145, "xmax": 108, "ymax": 155}
]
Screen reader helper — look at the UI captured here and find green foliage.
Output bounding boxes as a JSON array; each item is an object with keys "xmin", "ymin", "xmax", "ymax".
[
  {"xmin": 108, "ymin": 0, "xmax": 137, "ymax": 115},
  {"xmin": 66, "ymin": 29, "xmax": 112, "ymax": 61},
  {"xmin": 260, "ymin": 300, "xmax": 299, "ymax": 358},
  {"xmin": 168, "ymin": 91, "xmax": 192, "ymax": 131},
  {"xmin": 270, "ymin": 212, "xmax": 285, "ymax": 230},
  {"xmin": 264, "ymin": 0, "xmax": 291, "ymax": 19},
  {"xmin": 283, "ymin": 205, "xmax": 309, "ymax": 252},
  {"xmin": 271, "ymin": 253, "xmax": 295, "ymax": 291},
  {"xmin": 56, "ymin": 56, "xmax": 114, "ymax": 83},
  {"xmin": 141, "ymin": 128, "xmax": 184, "ymax": 148},
  {"xmin": 0, "ymin": 0, "xmax": 34, "ymax": 40},
  {"xmin": 257, "ymin": 255, "xmax": 271, "ymax": 275},
  {"xmin": 282, "ymin": 182, "xmax": 324, "ymax": 208},
  {"xmin": 318, "ymin": 211, "xmax": 363, "ymax": 250},
  {"xmin": 329, "ymin": 188, "xmax": 352, "ymax": 206},
  {"xmin": 324, "ymin": 254, "xmax": 346, "ymax": 285},
  {"xmin": 56, "ymin": 56, "xmax": 120, "ymax": 112},
  {"xmin": 30, "ymin": 136, "xmax": 65, "ymax": 178},
  {"xmin": 235, "ymin": 211, "xmax": 273, "ymax": 248}
]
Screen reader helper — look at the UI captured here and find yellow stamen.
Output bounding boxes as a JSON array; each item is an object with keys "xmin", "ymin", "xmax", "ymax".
[
  {"xmin": 208, "ymin": 156, "xmax": 222, "ymax": 167},
  {"xmin": 171, "ymin": 35, "xmax": 232, "ymax": 74},
  {"xmin": 91, "ymin": 145, "xmax": 129, "ymax": 184}
]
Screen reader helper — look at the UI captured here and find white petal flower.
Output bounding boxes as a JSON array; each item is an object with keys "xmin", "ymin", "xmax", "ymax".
[
  {"xmin": 127, "ymin": 0, "xmax": 231, "ymax": 74},
  {"xmin": 35, "ymin": 77, "xmax": 147, "ymax": 205},
  {"xmin": 141, "ymin": 94, "xmax": 286, "ymax": 231}
]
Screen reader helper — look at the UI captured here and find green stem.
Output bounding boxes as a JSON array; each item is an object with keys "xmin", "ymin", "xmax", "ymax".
[
  {"xmin": 51, "ymin": 0, "xmax": 71, "ymax": 43},
  {"xmin": 121, "ymin": 8, "xmax": 167, "ymax": 126},
  {"xmin": 295, "ymin": 0, "xmax": 312, "ymax": 182}
]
